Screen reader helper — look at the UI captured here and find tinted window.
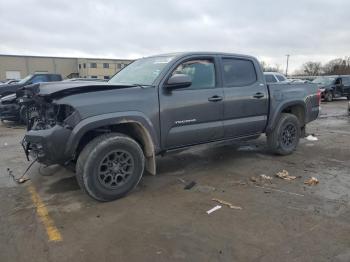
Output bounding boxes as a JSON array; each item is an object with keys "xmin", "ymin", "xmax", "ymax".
[
  {"xmin": 31, "ymin": 75, "xmax": 48, "ymax": 83},
  {"xmin": 341, "ymin": 77, "xmax": 350, "ymax": 85},
  {"xmin": 265, "ymin": 75, "xmax": 277, "ymax": 83},
  {"xmin": 50, "ymin": 75, "xmax": 62, "ymax": 81},
  {"xmin": 276, "ymin": 74, "xmax": 286, "ymax": 81},
  {"xmin": 171, "ymin": 59, "xmax": 215, "ymax": 89},
  {"xmin": 222, "ymin": 58, "xmax": 257, "ymax": 86},
  {"xmin": 335, "ymin": 78, "xmax": 341, "ymax": 85}
]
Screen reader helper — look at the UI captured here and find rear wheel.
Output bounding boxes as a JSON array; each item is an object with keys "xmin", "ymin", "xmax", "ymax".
[
  {"xmin": 267, "ymin": 113, "xmax": 300, "ymax": 155},
  {"xmin": 76, "ymin": 133, "xmax": 145, "ymax": 201},
  {"xmin": 325, "ymin": 91, "xmax": 333, "ymax": 102}
]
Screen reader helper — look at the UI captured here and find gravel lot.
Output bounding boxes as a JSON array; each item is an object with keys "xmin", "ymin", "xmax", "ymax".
[{"xmin": 0, "ymin": 99, "xmax": 349, "ymax": 262}]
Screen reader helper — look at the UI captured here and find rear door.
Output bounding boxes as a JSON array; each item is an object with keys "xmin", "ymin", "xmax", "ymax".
[
  {"xmin": 341, "ymin": 77, "xmax": 350, "ymax": 96},
  {"xmin": 159, "ymin": 56, "xmax": 224, "ymax": 149},
  {"xmin": 220, "ymin": 56, "xmax": 269, "ymax": 138}
]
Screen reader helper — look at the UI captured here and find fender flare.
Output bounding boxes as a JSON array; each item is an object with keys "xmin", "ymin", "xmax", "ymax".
[
  {"xmin": 65, "ymin": 111, "xmax": 159, "ymax": 175},
  {"xmin": 266, "ymin": 100, "xmax": 307, "ymax": 133}
]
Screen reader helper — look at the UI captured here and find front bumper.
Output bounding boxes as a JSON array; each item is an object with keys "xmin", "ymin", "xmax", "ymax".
[
  {"xmin": 22, "ymin": 125, "xmax": 73, "ymax": 165},
  {"xmin": 0, "ymin": 103, "xmax": 20, "ymax": 121}
]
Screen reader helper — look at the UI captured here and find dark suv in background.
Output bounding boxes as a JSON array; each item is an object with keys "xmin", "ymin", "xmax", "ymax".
[
  {"xmin": 312, "ymin": 75, "xmax": 350, "ymax": 102},
  {"xmin": 0, "ymin": 74, "xmax": 62, "ymax": 122}
]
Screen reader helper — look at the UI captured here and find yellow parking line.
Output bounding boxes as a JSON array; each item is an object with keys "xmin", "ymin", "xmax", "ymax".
[{"xmin": 28, "ymin": 184, "xmax": 62, "ymax": 242}]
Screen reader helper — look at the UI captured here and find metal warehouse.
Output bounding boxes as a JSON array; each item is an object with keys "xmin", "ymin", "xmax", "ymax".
[{"xmin": 0, "ymin": 54, "xmax": 133, "ymax": 80}]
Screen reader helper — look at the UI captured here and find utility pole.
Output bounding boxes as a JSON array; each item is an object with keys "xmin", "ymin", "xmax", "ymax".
[{"xmin": 285, "ymin": 54, "xmax": 290, "ymax": 77}]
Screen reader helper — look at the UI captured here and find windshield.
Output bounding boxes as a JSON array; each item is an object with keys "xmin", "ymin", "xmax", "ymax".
[
  {"xmin": 312, "ymin": 77, "xmax": 335, "ymax": 85},
  {"xmin": 109, "ymin": 56, "xmax": 175, "ymax": 86},
  {"xmin": 18, "ymin": 74, "xmax": 33, "ymax": 84}
]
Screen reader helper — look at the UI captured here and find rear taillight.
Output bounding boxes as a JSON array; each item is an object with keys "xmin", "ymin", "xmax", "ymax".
[{"xmin": 317, "ymin": 89, "xmax": 321, "ymax": 105}]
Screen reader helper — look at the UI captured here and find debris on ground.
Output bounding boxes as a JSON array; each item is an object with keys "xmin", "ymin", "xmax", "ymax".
[
  {"xmin": 260, "ymin": 174, "xmax": 273, "ymax": 182},
  {"xmin": 212, "ymin": 198, "xmax": 242, "ymax": 210},
  {"xmin": 275, "ymin": 170, "xmax": 298, "ymax": 181},
  {"xmin": 304, "ymin": 177, "xmax": 319, "ymax": 186},
  {"xmin": 184, "ymin": 181, "xmax": 196, "ymax": 190},
  {"xmin": 306, "ymin": 134, "xmax": 318, "ymax": 141},
  {"xmin": 250, "ymin": 174, "xmax": 273, "ymax": 185},
  {"xmin": 177, "ymin": 178, "xmax": 197, "ymax": 190},
  {"xmin": 206, "ymin": 205, "xmax": 222, "ymax": 214}
]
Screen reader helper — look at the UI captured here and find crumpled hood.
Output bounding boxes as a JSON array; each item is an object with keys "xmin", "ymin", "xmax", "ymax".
[{"xmin": 22, "ymin": 81, "xmax": 137, "ymax": 99}]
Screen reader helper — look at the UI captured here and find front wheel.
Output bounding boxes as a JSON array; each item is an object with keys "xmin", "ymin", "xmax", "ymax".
[
  {"xmin": 76, "ymin": 133, "xmax": 145, "ymax": 201},
  {"xmin": 267, "ymin": 113, "xmax": 300, "ymax": 155},
  {"xmin": 325, "ymin": 92, "xmax": 333, "ymax": 102}
]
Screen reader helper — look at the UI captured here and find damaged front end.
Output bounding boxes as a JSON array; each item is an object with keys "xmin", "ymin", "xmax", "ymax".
[{"xmin": 20, "ymin": 84, "xmax": 81, "ymax": 165}]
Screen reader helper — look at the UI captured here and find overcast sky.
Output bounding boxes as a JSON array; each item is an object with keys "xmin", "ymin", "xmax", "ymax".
[{"xmin": 0, "ymin": 0, "xmax": 349, "ymax": 73}]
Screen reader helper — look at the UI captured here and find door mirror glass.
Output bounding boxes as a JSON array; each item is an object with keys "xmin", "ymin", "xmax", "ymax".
[{"xmin": 166, "ymin": 74, "xmax": 192, "ymax": 90}]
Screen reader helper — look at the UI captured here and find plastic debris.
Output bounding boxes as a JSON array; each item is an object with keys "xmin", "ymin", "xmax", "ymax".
[
  {"xmin": 306, "ymin": 135, "xmax": 318, "ymax": 141},
  {"xmin": 206, "ymin": 205, "xmax": 222, "ymax": 214},
  {"xmin": 212, "ymin": 198, "xmax": 242, "ymax": 210},
  {"xmin": 177, "ymin": 178, "xmax": 196, "ymax": 190},
  {"xmin": 184, "ymin": 181, "xmax": 196, "ymax": 190},
  {"xmin": 260, "ymin": 174, "xmax": 273, "ymax": 181},
  {"xmin": 304, "ymin": 177, "xmax": 319, "ymax": 186},
  {"xmin": 275, "ymin": 170, "xmax": 297, "ymax": 181}
]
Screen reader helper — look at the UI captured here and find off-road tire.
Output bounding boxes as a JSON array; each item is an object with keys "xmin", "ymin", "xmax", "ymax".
[
  {"xmin": 267, "ymin": 113, "xmax": 300, "ymax": 155},
  {"xmin": 76, "ymin": 133, "xmax": 145, "ymax": 201}
]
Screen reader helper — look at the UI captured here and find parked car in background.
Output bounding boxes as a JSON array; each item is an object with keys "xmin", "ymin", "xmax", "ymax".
[
  {"xmin": 312, "ymin": 75, "xmax": 350, "ymax": 102},
  {"xmin": 264, "ymin": 72, "xmax": 288, "ymax": 83},
  {"xmin": 0, "ymin": 74, "xmax": 62, "ymax": 98},
  {"xmin": 21, "ymin": 52, "xmax": 320, "ymax": 201},
  {"xmin": 0, "ymin": 74, "xmax": 62, "ymax": 123},
  {"xmin": 0, "ymin": 79, "xmax": 20, "ymax": 86}
]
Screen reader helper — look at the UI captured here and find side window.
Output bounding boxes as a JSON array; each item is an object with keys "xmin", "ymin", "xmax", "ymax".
[
  {"xmin": 222, "ymin": 58, "xmax": 257, "ymax": 86},
  {"xmin": 265, "ymin": 74, "xmax": 277, "ymax": 83},
  {"xmin": 335, "ymin": 78, "xmax": 342, "ymax": 85},
  {"xmin": 31, "ymin": 75, "xmax": 48, "ymax": 84},
  {"xmin": 171, "ymin": 59, "xmax": 216, "ymax": 89},
  {"xmin": 276, "ymin": 74, "xmax": 286, "ymax": 82}
]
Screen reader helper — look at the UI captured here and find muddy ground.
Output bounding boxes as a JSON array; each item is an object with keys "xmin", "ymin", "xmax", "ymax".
[{"xmin": 0, "ymin": 100, "xmax": 349, "ymax": 262}]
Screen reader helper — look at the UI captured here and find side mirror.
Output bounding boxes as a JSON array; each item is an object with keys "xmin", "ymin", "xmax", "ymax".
[{"xmin": 166, "ymin": 74, "xmax": 192, "ymax": 90}]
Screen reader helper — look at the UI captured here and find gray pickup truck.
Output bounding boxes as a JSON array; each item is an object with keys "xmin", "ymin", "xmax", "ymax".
[{"xmin": 21, "ymin": 52, "xmax": 320, "ymax": 201}]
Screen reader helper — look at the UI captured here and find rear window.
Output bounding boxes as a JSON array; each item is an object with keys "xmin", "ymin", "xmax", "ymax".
[
  {"xmin": 222, "ymin": 58, "xmax": 257, "ymax": 87},
  {"xmin": 265, "ymin": 74, "xmax": 277, "ymax": 83}
]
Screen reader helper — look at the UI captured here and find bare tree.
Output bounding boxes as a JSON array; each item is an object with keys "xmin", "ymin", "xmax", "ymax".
[
  {"xmin": 323, "ymin": 58, "xmax": 350, "ymax": 75},
  {"xmin": 302, "ymin": 61, "xmax": 322, "ymax": 76},
  {"xmin": 260, "ymin": 61, "xmax": 282, "ymax": 73}
]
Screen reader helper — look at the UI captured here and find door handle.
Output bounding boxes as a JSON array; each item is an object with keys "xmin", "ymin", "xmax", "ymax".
[
  {"xmin": 253, "ymin": 92, "xmax": 264, "ymax": 99},
  {"xmin": 208, "ymin": 95, "xmax": 223, "ymax": 102}
]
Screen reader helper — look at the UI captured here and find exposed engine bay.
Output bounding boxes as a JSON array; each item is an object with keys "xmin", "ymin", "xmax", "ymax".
[{"xmin": 17, "ymin": 87, "xmax": 78, "ymax": 131}]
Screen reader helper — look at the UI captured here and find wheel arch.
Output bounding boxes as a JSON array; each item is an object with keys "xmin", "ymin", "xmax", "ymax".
[
  {"xmin": 267, "ymin": 101, "xmax": 306, "ymax": 133},
  {"xmin": 65, "ymin": 112, "xmax": 159, "ymax": 175}
]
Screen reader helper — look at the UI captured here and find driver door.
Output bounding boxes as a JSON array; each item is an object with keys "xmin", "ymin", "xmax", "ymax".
[{"xmin": 159, "ymin": 57, "xmax": 224, "ymax": 149}]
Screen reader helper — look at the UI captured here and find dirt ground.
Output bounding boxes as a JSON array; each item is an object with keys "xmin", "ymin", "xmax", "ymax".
[{"xmin": 0, "ymin": 100, "xmax": 350, "ymax": 262}]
